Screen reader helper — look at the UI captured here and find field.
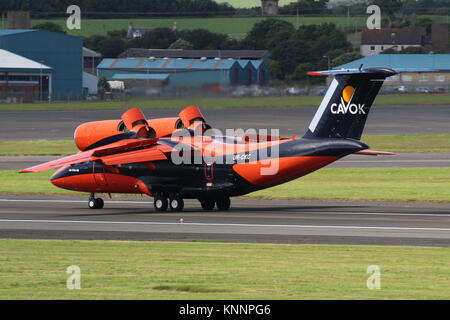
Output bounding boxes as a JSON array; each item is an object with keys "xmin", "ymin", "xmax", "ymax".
[
  {"xmin": 2, "ymin": 134, "xmax": 450, "ymax": 156},
  {"xmin": 0, "ymin": 239, "xmax": 449, "ymax": 299},
  {"xmin": 2, "ymin": 167, "xmax": 450, "ymax": 203},
  {"xmin": 25, "ymin": 15, "xmax": 450, "ymax": 38},
  {"xmin": 1, "ymin": 94, "xmax": 450, "ymax": 112}
]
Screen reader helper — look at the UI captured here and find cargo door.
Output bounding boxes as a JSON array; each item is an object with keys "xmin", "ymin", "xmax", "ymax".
[{"xmin": 93, "ymin": 162, "xmax": 108, "ymax": 186}]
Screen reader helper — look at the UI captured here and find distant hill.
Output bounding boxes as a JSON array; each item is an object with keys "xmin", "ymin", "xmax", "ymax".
[{"xmin": 217, "ymin": 0, "xmax": 296, "ymax": 8}]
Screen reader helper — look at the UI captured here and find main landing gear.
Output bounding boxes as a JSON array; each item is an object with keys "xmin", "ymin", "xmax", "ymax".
[
  {"xmin": 153, "ymin": 193, "xmax": 184, "ymax": 212},
  {"xmin": 88, "ymin": 193, "xmax": 104, "ymax": 209},
  {"xmin": 199, "ymin": 197, "xmax": 231, "ymax": 211},
  {"xmin": 153, "ymin": 193, "xmax": 231, "ymax": 212}
]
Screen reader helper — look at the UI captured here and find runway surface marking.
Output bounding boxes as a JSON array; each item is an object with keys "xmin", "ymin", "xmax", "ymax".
[
  {"xmin": 1, "ymin": 219, "xmax": 450, "ymax": 232},
  {"xmin": 1, "ymin": 199, "xmax": 450, "ymax": 217},
  {"xmin": 0, "ymin": 199, "xmax": 153, "ymax": 204}
]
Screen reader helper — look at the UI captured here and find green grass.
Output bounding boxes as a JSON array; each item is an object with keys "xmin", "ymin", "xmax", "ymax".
[
  {"xmin": 2, "ymin": 168, "xmax": 450, "ymax": 203},
  {"xmin": 361, "ymin": 134, "xmax": 450, "ymax": 153},
  {"xmin": 2, "ymin": 134, "xmax": 450, "ymax": 156},
  {"xmin": 1, "ymin": 239, "xmax": 449, "ymax": 299},
  {"xmin": 0, "ymin": 140, "xmax": 78, "ymax": 156},
  {"xmin": 29, "ymin": 16, "xmax": 369, "ymax": 38},
  {"xmin": 1, "ymin": 94, "xmax": 450, "ymax": 112},
  {"xmin": 251, "ymin": 167, "xmax": 450, "ymax": 202},
  {"xmin": 24, "ymin": 15, "xmax": 449, "ymax": 38}
]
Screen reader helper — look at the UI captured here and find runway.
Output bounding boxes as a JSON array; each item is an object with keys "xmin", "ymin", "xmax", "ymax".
[
  {"xmin": 2, "ymin": 153, "xmax": 450, "ymax": 170},
  {"xmin": 1, "ymin": 104, "xmax": 450, "ymax": 140},
  {"xmin": 1, "ymin": 196, "xmax": 450, "ymax": 246}
]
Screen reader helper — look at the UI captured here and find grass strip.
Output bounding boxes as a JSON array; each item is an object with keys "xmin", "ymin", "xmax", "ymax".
[
  {"xmin": 1, "ymin": 168, "xmax": 450, "ymax": 203},
  {"xmin": 0, "ymin": 239, "xmax": 449, "ymax": 299},
  {"xmin": 1, "ymin": 94, "xmax": 450, "ymax": 112},
  {"xmin": 2, "ymin": 134, "xmax": 450, "ymax": 156}
]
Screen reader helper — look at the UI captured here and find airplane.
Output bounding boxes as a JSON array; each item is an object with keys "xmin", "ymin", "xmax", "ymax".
[{"xmin": 21, "ymin": 67, "xmax": 400, "ymax": 212}]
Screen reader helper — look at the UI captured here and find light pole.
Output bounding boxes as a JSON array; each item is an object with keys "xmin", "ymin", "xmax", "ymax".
[{"xmin": 39, "ymin": 60, "xmax": 43, "ymax": 101}]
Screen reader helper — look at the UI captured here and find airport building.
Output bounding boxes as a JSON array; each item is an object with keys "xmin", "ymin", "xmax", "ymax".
[
  {"xmin": 333, "ymin": 54, "xmax": 450, "ymax": 92},
  {"xmin": 0, "ymin": 29, "xmax": 83, "ymax": 101},
  {"xmin": 97, "ymin": 56, "xmax": 270, "ymax": 90}
]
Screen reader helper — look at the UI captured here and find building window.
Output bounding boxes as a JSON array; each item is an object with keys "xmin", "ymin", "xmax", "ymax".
[
  {"xmin": 370, "ymin": 46, "xmax": 375, "ymax": 51},
  {"xmin": 381, "ymin": 46, "xmax": 384, "ymax": 50},
  {"xmin": 435, "ymin": 75, "xmax": 445, "ymax": 82},
  {"xmin": 401, "ymin": 75, "xmax": 412, "ymax": 82},
  {"xmin": 419, "ymin": 75, "xmax": 429, "ymax": 82}
]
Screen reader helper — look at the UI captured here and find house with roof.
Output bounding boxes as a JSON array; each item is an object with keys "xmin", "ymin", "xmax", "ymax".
[
  {"xmin": 333, "ymin": 54, "xmax": 450, "ymax": 90},
  {"xmin": 360, "ymin": 24, "xmax": 449, "ymax": 56}
]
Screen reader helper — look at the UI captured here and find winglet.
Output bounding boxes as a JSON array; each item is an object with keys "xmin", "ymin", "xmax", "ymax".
[{"xmin": 354, "ymin": 150, "xmax": 396, "ymax": 156}]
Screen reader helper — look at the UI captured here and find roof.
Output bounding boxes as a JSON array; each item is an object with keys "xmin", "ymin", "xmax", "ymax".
[
  {"xmin": 334, "ymin": 54, "xmax": 450, "ymax": 71},
  {"xmin": 112, "ymin": 73, "xmax": 169, "ymax": 80},
  {"xmin": 98, "ymin": 58, "xmax": 240, "ymax": 70},
  {"xmin": 0, "ymin": 29, "xmax": 35, "ymax": 37},
  {"xmin": 0, "ymin": 49, "xmax": 52, "ymax": 70},
  {"xmin": 119, "ymin": 49, "xmax": 269, "ymax": 60},
  {"xmin": 83, "ymin": 47, "xmax": 102, "ymax": 57},
  {"xmin": 361, "ymin": 27, "xmax": 427, "ymax": 45}
]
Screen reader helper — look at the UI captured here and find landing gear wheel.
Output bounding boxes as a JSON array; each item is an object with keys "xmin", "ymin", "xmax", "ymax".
[
  {"xmin": 169, "ymin": 196, "xmax": 184, "ymax": 212},
  {"xmin": 200, "ymin": 199, "xmax": 215, "ymax": 211},
  {"xmin": 88, "ymin": 197, "xmax": 104, "ymax": 209},
  {"xmin": 216, "ymin": 197, "xmax": 231, "ymax": 211},
  {"xmin": 154, "ymin": 194, "xmax": 168, "ymax": 212}
]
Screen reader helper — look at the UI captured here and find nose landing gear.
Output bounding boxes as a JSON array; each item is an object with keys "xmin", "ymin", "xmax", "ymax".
[{"xmin": 88, "ymin": 193, "xmax": 104, "ymax": 209}]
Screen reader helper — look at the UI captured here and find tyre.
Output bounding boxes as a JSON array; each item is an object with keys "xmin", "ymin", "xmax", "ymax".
[
  {"xmin": 154, "ymin": 195, "xmax": 168, "ymax": 212},
  {"xmin": 88, "ymin": 198, "xmax": 104, "ymax": 209},
  {"xmin": 169, "ymin": 196, "xmax": 184, "ymax": 212},
  {"xmin": 200, "ymin": 199, "xmax": 215, "ymax": 211},
  {"xmin": 216, "ymin": 197, "xmax": 230, "ymax": 211}
]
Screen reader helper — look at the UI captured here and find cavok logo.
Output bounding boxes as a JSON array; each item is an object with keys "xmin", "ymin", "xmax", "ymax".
[{"xmin": 331, "ymin": 86, "xmax": 365, "ymax": 115}]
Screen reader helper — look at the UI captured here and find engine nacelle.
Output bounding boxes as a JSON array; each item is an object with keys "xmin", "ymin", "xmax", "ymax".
[
  {"xmin": 178, "ymin": 105, "xmax": 211, "ymax": 131},
  {"xmin": 74, "ymin": 117, "xmax": 180, "ymax": 151},
  {"xmin": 74, "ymin": 120, "xmax": 122, "ymax": 151}
]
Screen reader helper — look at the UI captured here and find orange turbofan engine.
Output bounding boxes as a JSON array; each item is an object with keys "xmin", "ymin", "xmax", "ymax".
[
  {"xmin": 74, "ymin": 108, "xmax": 180, "ymax": 151},
  {"xmin": 178, "ymin": 105, "xmax": 211, "ymax": 131}
]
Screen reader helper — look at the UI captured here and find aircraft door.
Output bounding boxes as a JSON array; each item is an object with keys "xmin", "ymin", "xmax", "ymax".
[
  {"xmin": 93, "ymin": 162, "xmax": 108, "ymax": 186},
  {"xmin": 204, "ymin": 163, "xmax": 214, "ymax": 180}
]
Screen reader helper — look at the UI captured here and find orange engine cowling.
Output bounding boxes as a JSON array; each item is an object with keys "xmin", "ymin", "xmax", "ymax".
[
  {"xmin": 74, "ymin": 117, "xmax": 180, "ymax": 151},
  {"xmin": 74, "ymin": 120, "xmax": 122, "ymax": 151},
  {"xmin": 178, "ymin": 105, "xmax": 211, "ymax": 131}
]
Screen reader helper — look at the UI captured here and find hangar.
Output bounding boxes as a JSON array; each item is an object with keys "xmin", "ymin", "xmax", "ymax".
[
  {"xmin": 0, "ymin": 49, "xmax": 52, "ymax": 103},
  {"xmin": 0, "ymin": 29, "xmax": 83, "ymax": 100},
  {"xmin": 98, "ymin": 57, "xmax": 246, "ymax": 89}
]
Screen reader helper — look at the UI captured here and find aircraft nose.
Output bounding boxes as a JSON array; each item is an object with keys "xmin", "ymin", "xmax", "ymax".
[{"xmin": 50, "ymin": 168, "xmax": 74, "ymax": 190}]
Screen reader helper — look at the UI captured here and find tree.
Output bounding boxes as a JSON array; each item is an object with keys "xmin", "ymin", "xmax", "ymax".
[
  {"xmin": 98, "ymin": 77, "xmax": 110, "ymax": 92},
  {"xmin": 180, "ymin": 29, "xmax": 230, "ymax": 50},
  {"xmin": 97, "ymin": 37, "xmax": 126, "ymax": 58},
  {"xmin": 32, "ymin": 22, "xmax": 66, "ymax": 34},
  {"xmin": 242, "ymin": 19, "xmax": 295, "ymax": 50},
  {"xmin": 332, "ymin": 52, "xmax": 363, "ymax": 68},
  {"xmin": 141, "ymin": 28, "xmax": 178, "ymax": 49},
  {"xmin": 290, "ymin": 63, "xmax": 315, "ymax": 82},
  {"xmin": 169, "ymin": 39, "xmax": 194, "ymax": 50}
]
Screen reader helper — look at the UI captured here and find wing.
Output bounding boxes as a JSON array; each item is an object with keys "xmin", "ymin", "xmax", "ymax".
[{"xmin": 20, "ymin": 139, "xmax": 172, "ymax": 173}]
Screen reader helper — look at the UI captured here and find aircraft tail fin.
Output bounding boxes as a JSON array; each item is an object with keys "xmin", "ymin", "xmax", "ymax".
[{"xmin": 303, "ymin": 67, "xmax": 397, "ymax": 140}]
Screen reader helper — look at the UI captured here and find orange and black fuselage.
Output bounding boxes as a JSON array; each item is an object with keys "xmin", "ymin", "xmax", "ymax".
[{"xmin": 50, "ymin": 135, "xmax": 367, "ymax": 199}]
